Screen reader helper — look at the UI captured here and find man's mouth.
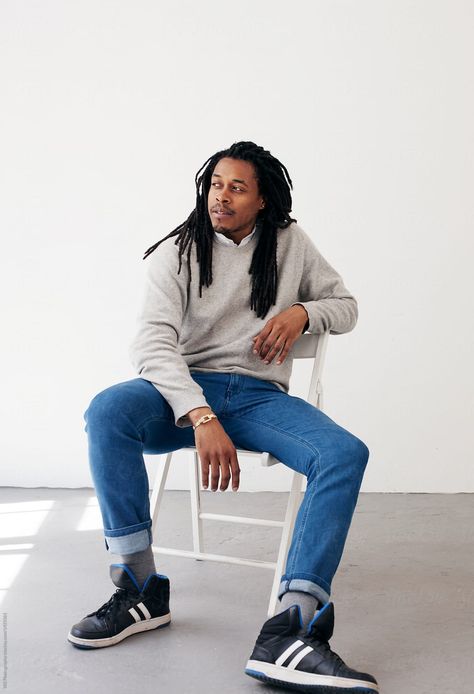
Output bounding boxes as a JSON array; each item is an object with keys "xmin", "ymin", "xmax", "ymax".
[{"xmin": 213, "ymin": 208, "xmax": 234, "ymax": 216}]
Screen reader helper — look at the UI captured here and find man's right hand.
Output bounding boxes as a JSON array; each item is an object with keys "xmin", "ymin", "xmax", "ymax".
[{"xmin": 188, "ymin": 408, "xmax": 240, "ymax": 492}]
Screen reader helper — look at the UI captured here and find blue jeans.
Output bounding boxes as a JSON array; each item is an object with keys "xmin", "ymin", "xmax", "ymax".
[{"xmin": 84, "ymin": 372, "xmax": 369, "ymax": 606}]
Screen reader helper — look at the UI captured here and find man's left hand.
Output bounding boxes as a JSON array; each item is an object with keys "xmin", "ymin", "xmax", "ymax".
[{"xmin": 251, "ymin": 304, "xmax": 309, "ymax": 366}]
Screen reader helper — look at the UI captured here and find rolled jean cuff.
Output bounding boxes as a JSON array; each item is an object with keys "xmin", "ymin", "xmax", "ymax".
[
  {"xmin": 278, "ymin": 577, "xmax": 331, "ymax": 606},
  {"xmin": 104, "ymin": 523, "xmax": 153, "ymax": 554}
]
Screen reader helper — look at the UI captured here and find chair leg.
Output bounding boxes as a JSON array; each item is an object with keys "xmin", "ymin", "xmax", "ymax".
[
  {"xmin": 190, "ymin": 450, "xmax": 204, "ymax": 555},
  {"xmin": 267, "ymin": 470, "xmax": 304, "ymax": 618},
  {"xmin": 150, "ymin": 452, "xmax": 174, "ymax": 533}
]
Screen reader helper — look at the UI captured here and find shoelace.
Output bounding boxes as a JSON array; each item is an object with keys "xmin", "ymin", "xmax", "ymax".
[{"xmin": 87, "ymin": 588, "xmax": 139, "ymax": 620}]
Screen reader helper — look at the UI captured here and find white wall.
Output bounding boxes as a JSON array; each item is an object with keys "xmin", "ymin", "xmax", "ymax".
[{"xmin": 1, "ymin": 0, "xmax": 472, "ymax": 492}]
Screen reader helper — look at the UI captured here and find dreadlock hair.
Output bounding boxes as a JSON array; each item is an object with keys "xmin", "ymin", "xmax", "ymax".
[{"xmin": 142, "ymin": 140, "xmax": 297, "ymax": 319}]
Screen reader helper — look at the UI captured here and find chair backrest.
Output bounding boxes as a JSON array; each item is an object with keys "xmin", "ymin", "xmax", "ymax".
[{"xmin": 291, "ymin": 330, "xmax": 330, "ymax": 409}]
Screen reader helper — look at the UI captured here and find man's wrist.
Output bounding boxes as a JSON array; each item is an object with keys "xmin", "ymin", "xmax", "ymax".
[
  {"xmin": 292, "ymin": 303, "xmax": 310, "ymax": 332},
  {"xmin": 187, "ymin": 406, "xmax": 214, "ymax": 426}
]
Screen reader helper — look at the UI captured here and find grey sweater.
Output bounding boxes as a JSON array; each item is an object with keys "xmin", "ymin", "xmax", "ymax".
[{"xmin": 129, "ymin": 222, "xmax": 358, "ymax": 428}]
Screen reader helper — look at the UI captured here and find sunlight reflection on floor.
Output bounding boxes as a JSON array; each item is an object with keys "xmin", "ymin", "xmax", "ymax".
[
  {"xmin": 0, "ymin": 500, "xmax": 55, "ymax": 609},
  {"xmin": 76, "ymin": 496, "xmax": 102, "ymax": 531}
]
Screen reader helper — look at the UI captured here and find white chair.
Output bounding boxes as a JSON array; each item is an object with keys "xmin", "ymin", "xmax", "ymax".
[{"xmin": 149, "ymin": 330, "xmax": 330, "ymax": 618}]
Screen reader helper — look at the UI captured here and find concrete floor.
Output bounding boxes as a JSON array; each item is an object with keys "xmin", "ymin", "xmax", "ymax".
[{"xmin": 1, "ymin": 488, "xmax": 472, "ymax": 693}]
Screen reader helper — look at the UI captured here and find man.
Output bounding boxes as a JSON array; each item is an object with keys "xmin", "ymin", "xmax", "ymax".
[{"xmin": 68, "ymin": 141, "xmax": 378, "ymax": 693}]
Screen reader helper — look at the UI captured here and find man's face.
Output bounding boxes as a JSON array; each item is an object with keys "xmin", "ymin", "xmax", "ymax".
[{"xmin": 207, "ymin": 157, "xmax": 265, "ymax": 244}]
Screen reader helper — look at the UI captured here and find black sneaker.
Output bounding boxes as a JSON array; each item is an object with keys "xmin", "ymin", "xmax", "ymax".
[
  {"xmin": 67, "ymin": 564, "xmax": 171, "ymax": 649},
  {"xmin": 245, "ymin": 602, "xmax": 379, "ymax": 693}
]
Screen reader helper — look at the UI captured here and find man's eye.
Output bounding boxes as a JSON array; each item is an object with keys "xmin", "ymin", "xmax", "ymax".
[{"xmin": 211, "ymin": 182, "xmax": 243, "ymax": 191}]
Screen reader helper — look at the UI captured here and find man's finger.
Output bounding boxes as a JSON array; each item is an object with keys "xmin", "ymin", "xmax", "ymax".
[
  {"xmin": 252, "ymin": 336, "xmax": 262, "ymax": 354},
  {"xmin": 258, "ymin": 339, "xmax": 272, "ymax": 359},
  {"xmin": 252, "ymin": 330, "xmax": 271, "ymax": 355},
  {"xmin": 230, "ymin": 454, "xmax": 240, "ymax": 491},
  {"xmin": 263, "ymin": 338, "xmax": 286, "ymax": 364},
  {"xmin": 260, "ymin": 333, "xmax": 280, "ymax": 360},
  {"xmin": 210, "ymin": 459, "xmax": 220, "ymax": 492},
  {"xmin": 219, "ymin": 459, "xmax": 231, "ymax": 491},
  {"xmin": 276, "ymin": 343, "xmax": 291, "ymax": 365},
  {"xmin": 201, "ymin": 458, "xmax": 210, "ymax": 489}
]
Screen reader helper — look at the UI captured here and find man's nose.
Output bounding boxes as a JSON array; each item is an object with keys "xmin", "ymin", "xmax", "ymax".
[{"xmin": 216, "ymin": 188, "xmax": 230, "ymax": 202}]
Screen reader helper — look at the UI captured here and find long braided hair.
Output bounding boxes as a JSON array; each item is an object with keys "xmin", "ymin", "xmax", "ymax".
[{"xmin": 142, "ymin": 141, "xmax": 297, "ymax": 319}]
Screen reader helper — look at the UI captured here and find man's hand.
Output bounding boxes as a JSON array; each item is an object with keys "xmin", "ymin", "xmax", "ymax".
[
  {"xmin": 192, "ymin": 418, "xmax": 241, "ymax": 492},
  {"xmin": 251, "ymin": 304, "xmax": 308, "ymax": 365}
]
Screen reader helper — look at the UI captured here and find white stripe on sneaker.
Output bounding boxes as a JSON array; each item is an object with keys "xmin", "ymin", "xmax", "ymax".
[
  {"xmin": 275, "ymin": 640, "xmax": 305, "ymax": 666},
  {"xmin": 287, "ymin": 645, "xmax": 313, "ymax": 669},
  {"xmin": 128, "ymin": 607, "xmax": 141, "ymax": 623},
  {"xmin": 136, "ymin": 602, "xmax": 151, "ymax": 620}
]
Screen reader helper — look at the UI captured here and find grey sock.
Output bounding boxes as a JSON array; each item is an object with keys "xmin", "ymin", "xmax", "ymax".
[
  {"xmin": 113, "ymin": 545, "xmax": 156, "ymax": 590},
  {"xmin": 277, "ymin": 591, "xmax": 321, "ymax": 629}
]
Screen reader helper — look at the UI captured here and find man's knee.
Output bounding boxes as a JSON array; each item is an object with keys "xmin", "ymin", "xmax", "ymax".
[
  {"xmin": 339, "ymin": 431, "xmax": 370, "ymax": 473},
  {"xmin": 351, "ymin": 433, "xmax": 369, "ymax": 461},
  {"xmin": 83, "ymin": 381, "xmax": 141, "ymax": 430},
  {"xmin": 317, "ymin": 428, "xmax": 369, "ymax": 476}
]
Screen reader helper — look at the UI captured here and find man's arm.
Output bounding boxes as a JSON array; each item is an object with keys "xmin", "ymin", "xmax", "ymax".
[
  {"xmin": 291, "ymin": 229, "xmax": 358, "ymax": 335},
  {"xmin": 129, "ymin": 238, "xmax": 241, "ymax": 491},
  {"xmin": 129, "ymin": 239, "xmax": 211, "ymax": 428}
]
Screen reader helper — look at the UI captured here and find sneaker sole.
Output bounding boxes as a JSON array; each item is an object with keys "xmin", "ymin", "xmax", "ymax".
[
  {"xmin": 245, "ymin": 660, "xmax": 379, "ymax": 693},
  {"xmin": 67, "ymin": 613, "xmax": 171, "ymax": 649}
]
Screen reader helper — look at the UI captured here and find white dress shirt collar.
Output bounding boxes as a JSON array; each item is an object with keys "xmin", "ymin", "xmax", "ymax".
[{"xmin": 213, "ymin": 224, "xmax": 257, "ymax": 247}]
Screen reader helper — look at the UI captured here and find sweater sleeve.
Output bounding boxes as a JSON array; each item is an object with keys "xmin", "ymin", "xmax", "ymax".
[
  {"xmin": 128, "ymin": 239, "xmax": 211, "ymax": 428},
  {"xmin": 291, "ymin": 231, "xmax": 358, "ymax": 335}
]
